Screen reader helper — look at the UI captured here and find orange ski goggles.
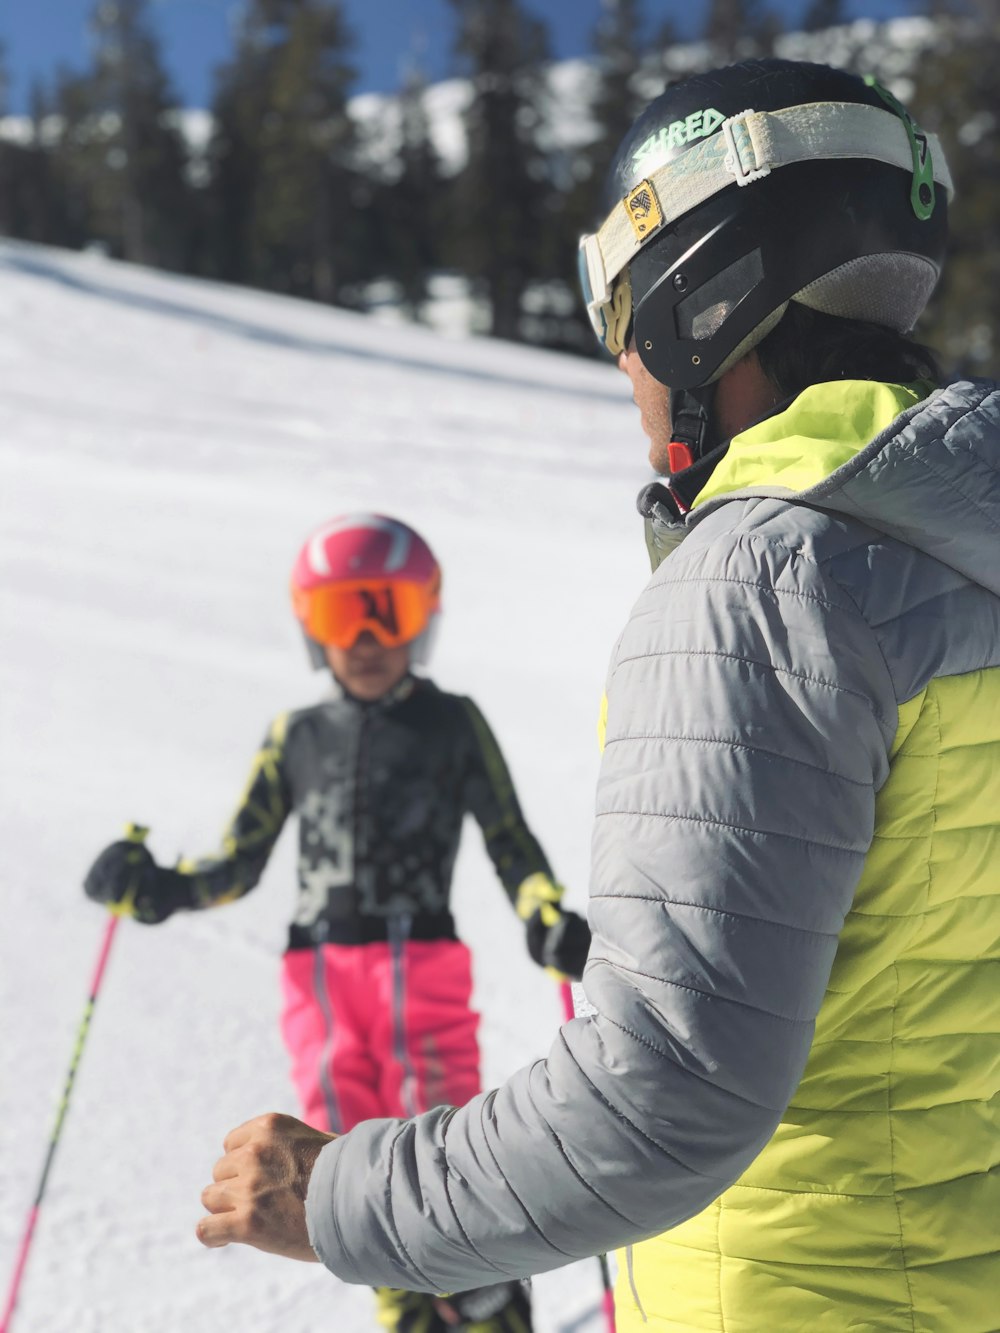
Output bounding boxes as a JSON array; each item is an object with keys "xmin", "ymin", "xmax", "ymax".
[{"xmin": 292, "ymin": 578, "xmax": 439, "ymax": 649}]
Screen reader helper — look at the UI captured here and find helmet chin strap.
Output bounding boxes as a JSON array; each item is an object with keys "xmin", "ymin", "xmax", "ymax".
[
  {"xmin": 639, "ymin": 382, "xmax": 730, "ymax": 522},
  {"xmin": 666, "ymin": 384, "xmax": 717, "ymax": 472}
]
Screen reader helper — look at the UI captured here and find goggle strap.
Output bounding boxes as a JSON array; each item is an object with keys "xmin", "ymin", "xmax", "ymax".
[{"xmin": 589, "ymin": 101, "xmax": 954, "ymax": 300}]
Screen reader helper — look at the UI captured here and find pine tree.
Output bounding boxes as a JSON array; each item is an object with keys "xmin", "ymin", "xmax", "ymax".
[
  {"xmin": 802, "ymin": 0, "xmax": 845, "ymax": 32},
  {"xmin": 590, "ymin": 0, "xmax": 645, "ymax": 186},
  {"xmin": 383, "ymin": 67, "xmax": 445, "ymax": 319},
  {"xmin": 909, "ymin": 0, "xmax": 1000, "ymax": 376},
  {"xmin": 207, "ymin": 0, "xmax": 359, "ymax": 302},
  {"xmin": 545, "ymin": 0, "xmax": 654, "ymax": 354},
  {"xmin": 703, "ymin": 0, "xmax": 777, "ymax": 60},
  {"xmin": 81, "ymin": 0, "xmax": 191, "ymax": 266},
  {"xmin": 0, "ymin": 77, "xmax": 71, "ymax": 246},
  {"xmin": 447, "ymin": 0, "xmax": 553, "ymax": 340},
  {"xmin": 0, "ymin": 42, "xmax": 13, "ymax": 237},
  {"xmin": 47, "ymin": 68, "xmax": 99, "ymax": 249}
]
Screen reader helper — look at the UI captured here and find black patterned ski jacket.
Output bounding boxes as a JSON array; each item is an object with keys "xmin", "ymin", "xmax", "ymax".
[{"xmin": 179, "ymin": 674, "xmax": 554, "ymax": 949}]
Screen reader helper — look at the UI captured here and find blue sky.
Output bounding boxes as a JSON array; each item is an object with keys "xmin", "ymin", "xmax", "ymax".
[{"xmin": 0, "ymin": 0, "xmax": 924, "ymax": 114}]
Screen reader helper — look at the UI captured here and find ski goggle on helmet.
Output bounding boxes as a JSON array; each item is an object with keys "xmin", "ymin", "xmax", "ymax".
[
  {"xmin": 578, "ymin": 60, "xmax": 953, "ymax": 389},
  {"xmin": 290, "ymin": 515, "xmax": 441, "ymax": 651}
]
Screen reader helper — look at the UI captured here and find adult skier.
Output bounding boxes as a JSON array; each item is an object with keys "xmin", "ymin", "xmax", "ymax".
[
  {"xmin": 196, "ymin": 61, "xmax": 999, "ymax": 1331},
  {"xmin": 85, "ymin": 513, "xmax": 589, "ymax": 1333}
]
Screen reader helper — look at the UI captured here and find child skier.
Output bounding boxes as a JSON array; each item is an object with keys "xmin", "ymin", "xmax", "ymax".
[{"xmin": 83, "ymin": 513, "xmax": 589, "ymax": 1333}]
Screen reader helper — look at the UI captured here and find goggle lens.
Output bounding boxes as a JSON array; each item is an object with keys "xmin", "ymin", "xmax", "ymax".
[{"xmin": 292, "ymin": 579, "xmax": 438, "ymax": 649}]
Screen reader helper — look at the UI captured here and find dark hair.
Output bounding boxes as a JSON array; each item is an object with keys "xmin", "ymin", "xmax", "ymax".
[{"xmin": 755, "ymin": 303, "xmax": 941, "ymax": 400}]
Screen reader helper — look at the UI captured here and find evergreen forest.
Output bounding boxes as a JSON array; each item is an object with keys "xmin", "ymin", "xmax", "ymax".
[{"xmin": 0, "ymin": 0, "xmax": 996, "ymax": 374}]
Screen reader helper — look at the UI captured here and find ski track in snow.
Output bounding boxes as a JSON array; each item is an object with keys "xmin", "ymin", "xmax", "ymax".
[{"xmin": 0, "ymin": 240, "xmax": 649, "ymax": 1333}]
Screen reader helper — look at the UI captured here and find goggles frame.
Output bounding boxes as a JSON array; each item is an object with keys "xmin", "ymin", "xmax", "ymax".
[{"xmin": 292, "ymin": 577, "xmax": 440, "ymax": 650}]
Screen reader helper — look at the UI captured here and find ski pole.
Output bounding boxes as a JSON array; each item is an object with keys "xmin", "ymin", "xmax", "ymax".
[
  {"xmin": 560, "ymin": 982, "xmax": 617, "ymax": 1333},
  {"xmin": 0, "ymin": 824, "xmax": 142, "ymax": 1333}
]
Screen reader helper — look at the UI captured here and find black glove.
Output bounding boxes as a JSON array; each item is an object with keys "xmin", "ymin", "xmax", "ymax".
[
  {"xmin": 84, "ymin": 837, "xmax": 191, "ymax": 925},
  {"xmin": 525, "ymin": 904, "xmax": 591, "ymax": 981},
  {"xmin": 434, "ymin": 1281, "xmax": 531, "ymax": 1329}
]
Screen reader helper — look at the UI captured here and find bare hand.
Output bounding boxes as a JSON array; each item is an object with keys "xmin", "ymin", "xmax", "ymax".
[{"xmin": 196, "ymin": 1112, "xmax": 336, "ymax": 1261}]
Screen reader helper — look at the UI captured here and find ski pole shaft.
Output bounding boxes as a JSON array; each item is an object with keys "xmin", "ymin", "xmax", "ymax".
[
  {"xmin": 598, "ymin": 1253, "xmax": 617, "ymax": 1333},
  {"xmin": 559, "ymin": 983, "xmax": 616, "ymax": 1333},
  {"xmin": 0, "ymin": 912, "xmax": 121, "ymax": 1333}
]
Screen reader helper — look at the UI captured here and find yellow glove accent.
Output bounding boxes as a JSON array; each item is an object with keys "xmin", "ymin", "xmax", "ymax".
[
  {"xmin": 109, "ymin": 823, "xmax": 151, "ymax": 917},
  {"xmin": 515, "ymin": 872, "xmax": 563, "ymax": 922}
]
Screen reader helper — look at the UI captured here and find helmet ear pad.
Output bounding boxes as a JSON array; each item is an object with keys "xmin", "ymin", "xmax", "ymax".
[
  {"xmin": 304, "ymin": 634, "xmax": 328, "ymax": 671},
  {"xmin": 406, "ymin": 613, "xmax": 439, "ymax": 669},
  {"xmin": 630, "ymin": 157, "xmax": 949, "ymax": 390}
]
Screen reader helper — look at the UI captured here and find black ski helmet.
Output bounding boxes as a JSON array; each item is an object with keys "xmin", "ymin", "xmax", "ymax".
[{"xmin": 579, "ymin": 59, "xmax": 952, "ymax": 391}]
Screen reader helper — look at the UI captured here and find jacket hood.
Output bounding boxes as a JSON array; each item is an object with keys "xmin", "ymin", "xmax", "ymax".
[{"xmin": 689, "ymin": 379, "xmax": 1000, "ymax": 599}]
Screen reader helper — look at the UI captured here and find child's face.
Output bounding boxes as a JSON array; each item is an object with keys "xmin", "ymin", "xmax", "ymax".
[{"xmin": 324, "ymin": 633, "xmax": 411, "ymax": 701}]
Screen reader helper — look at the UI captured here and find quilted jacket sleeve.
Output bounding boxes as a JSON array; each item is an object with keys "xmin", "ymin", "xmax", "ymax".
[{"xmin": 304, "ymin": 522, "xmax": 898, "ymax": 1292}]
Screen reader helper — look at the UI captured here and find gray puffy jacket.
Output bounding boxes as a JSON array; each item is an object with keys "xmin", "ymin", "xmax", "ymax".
[{"xmin": 305, "ymin": 380, "xmax": 1000, "ymax": 1293}]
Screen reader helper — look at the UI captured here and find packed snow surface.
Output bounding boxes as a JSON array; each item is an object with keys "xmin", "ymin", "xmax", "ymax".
[{"xmin": 0, "ymin": 241, "xmax": 647, "ymax": 1332}]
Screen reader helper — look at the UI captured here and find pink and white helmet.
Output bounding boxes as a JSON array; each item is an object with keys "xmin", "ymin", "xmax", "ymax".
[{"xmin": 290, "ymin": 515, "xmax": 441, "ymax": 665}]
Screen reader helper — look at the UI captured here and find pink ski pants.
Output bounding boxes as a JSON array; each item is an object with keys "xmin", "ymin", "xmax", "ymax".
[{"xmin": 280, "ymin": 938, "xmax": 481, "ymax": 1132}]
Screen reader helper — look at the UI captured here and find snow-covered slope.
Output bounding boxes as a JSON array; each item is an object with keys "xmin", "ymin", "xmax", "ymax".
[{"xmin": 0, "ymin": 240, "xmax": 644, "ymax": 1333}]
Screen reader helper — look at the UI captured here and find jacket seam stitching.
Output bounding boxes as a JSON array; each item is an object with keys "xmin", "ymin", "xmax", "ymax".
[
  {"xmin": 595, "ymin": 807, "xmax": 867, "ymax": 855},
  {"xmin": 888, "ymin": 964, "xmax": 918, "ymax": 1330},
  {"xmin": 651, "ymin": 571, "xmax": 844, "ymax": 614},
  {"xmin": 561, "ymin": 1039, "xmax": 731, "ymax": 1181},
  {"xmin": 613, "ymin": 648, "xmax": 890, "ymax": 728},
  {"xmin": 607, "ymin": 958, "xmax": 816, "ymax": 1027},
  {"xmin": 385, "ymin": 1128, "xmax": 436, "ymax": 1289},
  {"xmin": 887, "ymin": 692, "xmax": 940, "ymax": 1328},
  {"xmin": 592, "ymin": 1002, "xmax": 786, "ymax": 1113},
  {"xmin": 475, "ymin": 1088, "xmax": 575, "ymax": 1261},
  {"xmin": 602, "ymin": 733, "xmax": 874, "ymax": 788},
  {"xmin": 546, "ymin": 1035, "xmax": 638, "ymax": 1225},
  {"xmin": 903, "ymin": 439, "xmax": 1000, "ymax": 534},
  {"xmin": 686, "ymin": 525, "xmax": 897, "ymax": 731},
  {"xmin": 717, "ymin": 1194, "xmax": 726, "ymax": 1333},
  {"xmin": 812, "ymin": 552, "xmax": 900, "ymax": 716},
  {"xmin": 589, "ymin": 894, "xmax": 840, "ymax": 940},
  {"xmin": 439, "ymin": 1113, "xmax": 509, "ymax": 1278},
  {"xmin": 325, "ymin": 1143, "xmax": 350, "ymax": 1273},
  {"xmin": 729, "ymin": 1181, "xmax": 894, "ymax": 1199}
]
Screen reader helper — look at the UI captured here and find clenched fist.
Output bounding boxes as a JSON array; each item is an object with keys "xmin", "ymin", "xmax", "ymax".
[{"xmin": 196, "ymin": 1112, "xmax": 335, "ymax": 1262}]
